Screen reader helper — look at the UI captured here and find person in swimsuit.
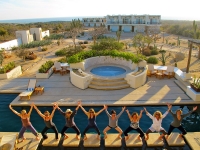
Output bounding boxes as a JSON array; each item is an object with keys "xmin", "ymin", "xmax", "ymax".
[
  {"xmin": 103, "ymin": 106, "xmax": 125, "ymax": 139},
  {"xmin": 124, "ymin": 109, "xmax": 144, "ymax": 141},
  {"xmin": 56, "ymin": 101, "xmax": 81, "ymax": 140},
  {"xmin": 9, "ymin": 104, "xmax": 39, "ymax": 142},
  {"xmin": 33, "ymin": 103, "xmax": 59, "ymax": 140},
  {"xmin": 166, "ymin": 105, "xmax": 197, "ymax": 139},
  {"xmin": 80, "ymin": 104, "xmax": 106, "ymax": 140},
  {"xmin": 144, "ymin": 103, "xmax": 171, "ymax": 140}
]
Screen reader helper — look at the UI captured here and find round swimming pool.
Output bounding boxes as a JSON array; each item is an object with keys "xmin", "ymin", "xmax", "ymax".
[{"xmin": 90, "ymin": 66, "xmax": 126, "ymax": 77}]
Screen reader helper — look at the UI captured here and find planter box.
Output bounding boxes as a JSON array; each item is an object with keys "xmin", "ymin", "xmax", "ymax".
[
  {"xmin": 0, "ymin": 66, "xmax": 22, "ymax": 79},
  {"xmin": 36, "ymin": 66, "xmax": 54, "ymax": 78},
  {"xmin": 186, "ymin": 86, "xmax": 200, "ymax": 101},
  {"xmin": 70, "ymin": 62, "xmax": 85, "ymax": 70},
  {"xmin": 190, "ymin": 84, "xmax": 200, "ymax": 92}
]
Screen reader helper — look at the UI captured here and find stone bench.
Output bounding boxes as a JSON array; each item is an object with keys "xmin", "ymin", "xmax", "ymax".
[
  {"xmin": 146, "ymin": 133, "xmax": 164, "ymax": 148},
  {"xmin": 125, "ymin": 133, "xmax": 143, "ymax": 148},
  {"xmin": 42, "ymin": 133, "xmax": 61, "ymax": 147},
  {"xmin": 83, "ymin": 134, "xmax": 100, "ymax": 148},
  {"xmin": 166, "ymin": 132, "xmax": 185, "ymax": 147},
  {"xmin": 174, "ymin": 68, "xmax": 192, "ymax": 81},
  {"xmin": 62, "ymin": 133, "xmax": 81, "ymax": 147},
  {"xmin": 105, "ymin": 134, "xmax": 122, "ymax": 148},
  {"xmin": 184, "ymin": 132, "xmax": 200, "ymax": 150}
]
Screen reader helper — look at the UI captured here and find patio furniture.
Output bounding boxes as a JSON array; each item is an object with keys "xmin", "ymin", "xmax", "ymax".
[
  {"xmin": 60, "ymin": 69, "xmax": 67, "ymax": 75},
  {"xmin": 19, "ymin": 79, "xmax": 36, "ymax": 100},
  {"xmin": 163, "ymin": 66, "xmax": 174, "ymax": 79},
  {"xmin": 54, "ymin": 62, "xmax": 62, "ymax": 73},
  {"xmin": 35, "ymin": 86, "xmax": 44, "ymax": 95},
  {"xmin": 147, "ymin": 64, "xmax": 157, "ymax": 77},
  {"xmin": 156, "ymin": 72, "xmax": 164, "ymax": 79},
  {"xmin": 0, "ymin": 134, "xmax": 17, "ymax": 150}
]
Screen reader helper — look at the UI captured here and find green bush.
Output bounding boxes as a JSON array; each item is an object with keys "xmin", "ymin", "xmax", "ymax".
[
  {"xmin": 78, "ymin": 41, "xmax": 84, "ymax": 45},
  {"xmin": 58, "ymin": 57, "xmax": 67, "ymax": 63},
  {"xmin": 55, "ymin": 48, "xmax": 67, "ymax": 56},
  {"xmin": 84, "ymin": 41, "xmax": 88, "ymax": 44},
  {"xmin": 91, "ymin": 38, "xmax": 124, "ymax": 51},
  {"xmin": 151, "ymin": 49, "xmax": 159, "ymax": 55},
  {"xmin": 26, "ymin": 54, "xmax": 37, "ymax": 60},
  {"xmin": 38, "ymin": 61, "xmax": 54, "ymax": 73},
  {"xmin": 0, "ymin": 62, "xmax": 15, "ymax": 74},
  {"xmin": 147, "ymin": 56, "xmax": 158, "ymax": 64},
  {"xmin": 42, "ymin": 47, "xmax": 48, "ymax": 51},
  {"xmin": 20, "ymin": 40, "xmax": 52, "ymax": 49},
  {"xmin": 45, "ymin": 34, "xmax": 64, "ymax": 40},
  {"xmin": 11, "ymin": 46, "xmax": 18, "ymax": 50},
  {"xmin": 67, "ymin": 50, "xmax": 146, "ymax": 64},
  {"xmin": 81, "ymin": 45, "xmax": 86, "ymax": 49}
]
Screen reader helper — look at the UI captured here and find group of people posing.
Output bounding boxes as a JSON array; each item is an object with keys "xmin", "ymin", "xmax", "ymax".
[{"xmin": 9, "ymin": 102, "xmax": 197, "ymax": 142}]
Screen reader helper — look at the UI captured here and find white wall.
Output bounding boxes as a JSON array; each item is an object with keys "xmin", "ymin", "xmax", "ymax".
[
  {"xmin": 42, "ymin": 30, "xmax": 50, "ymax": 38},
  {"xmin": 0, "ymin": 38, "xmax": 22, "ymax": 50},
  {"xmin": 30, "ymin": 28, "xmax": 42, "ymax": 41}
]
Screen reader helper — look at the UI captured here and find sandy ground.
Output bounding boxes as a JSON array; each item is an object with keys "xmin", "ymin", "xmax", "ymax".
[{"xmin": 2, "ymin": 32, "xmax": 200, "ymax": 77}]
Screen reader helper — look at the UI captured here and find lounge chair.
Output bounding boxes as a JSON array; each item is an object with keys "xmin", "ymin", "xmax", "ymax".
[
  {"xmin": 19, "ymin": 79, "xmax": 36, "ymax": 100},
  {"xmin": 147, "ymin": 64, "xmax": 157, "ymax": 77},
  {"xmin": 0, "ymin": 134, "xmax": 17, "ymax": 150},
  {"xmin": 54, "ymin": 62, "xmax": 62, "ymax": 73},
  {"xmin": 163, "ymin": 66, "xmax": 174, "ymax": 78}
]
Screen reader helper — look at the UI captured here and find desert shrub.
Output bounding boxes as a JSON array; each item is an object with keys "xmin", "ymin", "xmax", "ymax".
[
  {"xmin": 67, "ymin": 50, "xmax": 146, "ymax": 64},
  {"xmin": 84, "ymin": 41, "xmax": 88, "ymax": 44},
  {"xmin": 149, "ymin": 46, "xmax": 154, "ymax": 50},
  {"xmin": 151, "ymin": 49, "xmax": 159, "ymax": 55},
  {"xmin": 172, "ymin": 42, "xmax": 176, "ymax": 46},
  {"xmin": 11, "ymin": 46, "xmax": 18, "ymax": 50},
  {"xmin": 175, "ymin": 52, "xmax": 185, "ymax": 61},
  {"xmin": 81, "ymin": 32, "xmax": 84, "ymax": 36},
  {"xmin": 42, "ymin": 47, "xmax": 48, "ymax": 51},
  {"xmin": 26, "ymin": 54, "xmax": 37, "ymax": 60},
  {"xmin": 38, "ymin": 61, "xmax": 54, "ymax": 73},
  {"xmin": 55, "ymin": 48, "xmax": 67, "ymax": 56},
  {"xmin": 147, "ymin": 56, "xmax": 158, "ymax": 64},
  {"xmin": 78, "ymin": 41, "xmax": 84, "ymax": 45},
  {"xmin": 19, "ymin": 40, "xmax": 52, "ymax": 49},
  {"xmin": 143, "ymin": 50, "xmax": 151, "ymax": 56},
  {"xmin": 91, "ymin": 38, "xmax": 123, "ymax": 51},
  {"xmin": 46, "ymin": 34, "xmax": 64, "ymax": 40},
  {"xmin": 0, "ymin": 62, "xmax": 15, "ymax": 74},
  {"xmin": 81, "ymin": 45, "xmax": 86, "ymax": 49},
  {"xmin": 57, "ymin": 40, "xmax": 60, "ymax": 46},
  {"xmin": 66, "ymin": 46, "xmax": 83, "ymax": 57},
  {"xmin": 58, "ymin": 57, "xmax": 67, "ymax": 63}
]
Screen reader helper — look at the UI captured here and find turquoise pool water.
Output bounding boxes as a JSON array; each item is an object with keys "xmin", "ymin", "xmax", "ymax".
[
  {"xmin": 0, "ymin": 94, "xmax": 200, "ymax": 136},
  {"xmin": 90, "ymin": 66, "xmax": 126, "ymax": 77}
]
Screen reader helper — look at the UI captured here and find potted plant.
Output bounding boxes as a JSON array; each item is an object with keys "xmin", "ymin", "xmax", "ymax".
[{"xmin": 191, "ymin": 76, "xmax": 200, "ymax": 92}]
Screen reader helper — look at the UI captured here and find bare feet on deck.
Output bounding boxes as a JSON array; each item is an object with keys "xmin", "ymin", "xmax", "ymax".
[
  {"xmin": 117, "ymin": 135, "xmax": 122, "ymax": 139},
  {"xmin": 35, "ymin": 136, "xmax": 40, "ymax": 140},
  {"xmin": 179, "ymin": 134, "xmax": 183, "ymax": 139},
  {"xmin": 125, "ymin": 136, "xmax": 129, "ymax": 141},
  {"xmin": 145, "ymin": 134, "xmax": 149, "ymax": 140},
  {"xmin": 97, "ymin": 135, "xmax": 101, "ymax": 140},
  {"xmin": 76, "ymin": 135, "xmax": 80, "ymax": 140},
  {"xmin": 64, "ymin": 134, "xmax": 69, "ymax": 140},
  {"xmin": 104, "ymin": 134, "xmax": 107, "ymax": 139},
  {"xmin": 137, "ymin": 135, "xmax": 141, "ymax": 141},
  {"xmin": 83, "ymin": 136, "xmax": 87, "ymax": 141},
  {"xmin": 165, "ymin": 135, "xmax": 169, "ymax": 140}
]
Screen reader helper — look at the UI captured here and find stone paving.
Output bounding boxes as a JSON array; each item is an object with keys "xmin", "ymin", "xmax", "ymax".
[{"xmin": 0, "ymin": 73, "xmax": 199, "ymax": 106}]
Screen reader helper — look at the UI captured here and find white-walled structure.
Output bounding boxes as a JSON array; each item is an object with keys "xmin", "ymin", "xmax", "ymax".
[
  {"xmin": 42, "ymin": 30, "xmax": 50, "ymax": 38},
  {"xmin": 106, "ymin": 14, "xmax": 161, "ymax": 32},
  {"xmin": 82, "ymin": 18, "xmax": 106, "ymax": 27},
  {"xmin": 0, "ymin": 38, "xmax": 22, "ymax": 50},
  {"xmin": 16, "ymin": 30, "xmax": 33, "ymax": 44},
  {"xmin": 30, "ymin": 28, "xmax": 43, "ymax": 41}
]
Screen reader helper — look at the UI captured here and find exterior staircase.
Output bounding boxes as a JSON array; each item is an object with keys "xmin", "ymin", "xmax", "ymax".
[{"xmin": 88, "ymin": 77, "xmax": 130, "ymax": 90}]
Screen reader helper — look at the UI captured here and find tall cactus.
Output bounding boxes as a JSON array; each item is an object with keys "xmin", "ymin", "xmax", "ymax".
[
  {"xmin": 193, "ymin": 20, "xmax": 197, "ymax": 39},
  {"xmin": 177, "ymin": 36, "xmax": 180, "ymax": 46}
]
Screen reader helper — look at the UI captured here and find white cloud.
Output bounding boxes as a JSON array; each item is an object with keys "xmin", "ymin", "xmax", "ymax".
[{"xmin": 0, "ymin": 0, "xmax": 200, "ymax": 20}]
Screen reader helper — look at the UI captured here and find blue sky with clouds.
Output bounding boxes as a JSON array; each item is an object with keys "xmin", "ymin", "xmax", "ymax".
[{"xmin": 0, "ymin": 0, "xmax": 199, "ymax": 20}]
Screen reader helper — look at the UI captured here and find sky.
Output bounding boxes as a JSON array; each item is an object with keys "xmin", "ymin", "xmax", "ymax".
[{"xmin": 0, "ymin": 0, "xmax": 199, "ymax": 21}]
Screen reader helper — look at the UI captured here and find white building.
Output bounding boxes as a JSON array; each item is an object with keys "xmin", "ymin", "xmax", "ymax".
[
  {"xmin": 15, "ymin": 28, "xmax": 49, "ymax": 44},
  {"xmin": 106, "ymin": 14, "xmax": 161, "ymax": 33},
  {"xmin": 82, "ymin": 18, "xmax": 106, "ymax": 27}
]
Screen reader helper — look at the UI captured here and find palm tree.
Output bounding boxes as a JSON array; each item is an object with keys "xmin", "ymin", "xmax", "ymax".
[{"xmin": 116, "ymin": 30, "xmax": 121, "ymax": 43}]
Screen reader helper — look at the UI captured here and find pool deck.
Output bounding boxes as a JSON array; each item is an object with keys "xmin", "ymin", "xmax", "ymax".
[{"xmin": 0, "ymin": 73, "xmax": 199, "ymax": 106}]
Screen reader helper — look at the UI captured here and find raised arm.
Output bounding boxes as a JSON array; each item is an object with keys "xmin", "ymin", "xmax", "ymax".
[
  {"xmin": 9, "ymin": 105, "xmax": 21, "ymax": 117},
  {"xmin": 144, "ymin": 107, "xmax": 153, "ymax": 119},
  {"xmin": 33, "ymin": 104, "xmax": 45, "ymax": 119},
  {"xmin": 104, "ymin": 105, "xmax": 111, "ymax": 117},
  {"xmin": 75, "ymin": 101, "xmax": 81, "ymax": 111},
  {"xmin": 138, "ymin": 109, "xmax": 144, "ymax": 120},
  {"xmin": 27, "ymin": 103, "xmax": 34, "ymax": 117},
  {"xmin": 162, "ymin": 103, "xmax": 172, "ymax": 118},
  {"xmin": 125, "ymin": 109, "xmax": 132, "ymax": 121},
  {"xmin": 50, "ymin": 103, "xmax": 58, "ymax": 119},
  {"xmin": 182, "ymin": 106, "xmax": 197, "ymax": 118},
  {"xmin": 80, "ymin": 105, "xmax": 88, "ymax": 116},
  {"xmin": 116, "ymin": 106, "xmax": 126, "ymax": 118},
  {"xmin": 95, "ymin": 105, "xmax": 106, "ymax": 116}
]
